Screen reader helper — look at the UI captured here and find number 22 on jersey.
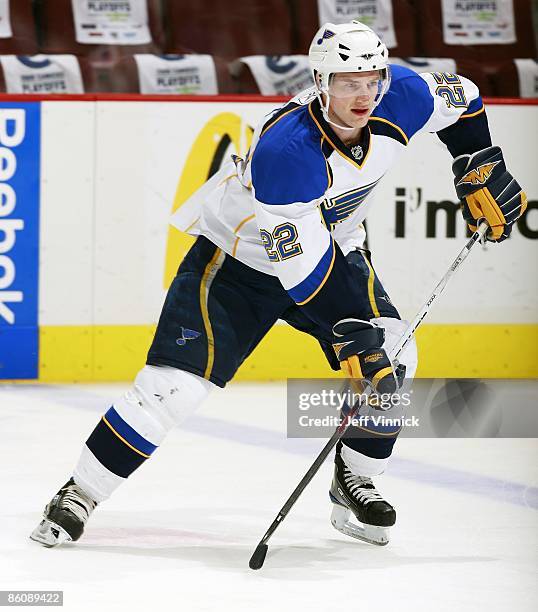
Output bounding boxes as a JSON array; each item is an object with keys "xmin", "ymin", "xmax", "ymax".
[
  {"xmin": 432, "ymin": 72, "xmax": 467, "ymax": 108},
  {"xmin": 260, "ymin": 223, "xmax": 303, "ymax": 262}
]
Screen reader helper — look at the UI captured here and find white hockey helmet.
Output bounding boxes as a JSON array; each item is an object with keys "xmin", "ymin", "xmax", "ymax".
[{"xmin": 309, "ymin": 21, "xmax": 391, "ymax": 128}]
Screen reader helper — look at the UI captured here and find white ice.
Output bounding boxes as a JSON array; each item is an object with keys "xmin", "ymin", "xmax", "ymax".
[{"xmin": 0, "ymin": 382, "xmax": 536, "ymax": 612}]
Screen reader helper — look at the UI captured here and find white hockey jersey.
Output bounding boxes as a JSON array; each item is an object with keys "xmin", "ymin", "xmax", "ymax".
[{"xmin": 172, "ymin": 64, "xmax": 485, "ymax": 307}]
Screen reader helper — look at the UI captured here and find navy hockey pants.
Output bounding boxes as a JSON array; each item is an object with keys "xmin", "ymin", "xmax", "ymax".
[{"xmin": 147, "ymin": 236, "xmax": 401, "ymax": 459}]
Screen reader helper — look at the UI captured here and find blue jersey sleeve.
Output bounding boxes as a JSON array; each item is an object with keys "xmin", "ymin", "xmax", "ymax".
[
  {"xmin": 373, "ymin": 65, "xmax": 435, "ymax": 140},
  {"xmin": 251, "ymin": 107, "xmax": 329, "ymax": 205}
]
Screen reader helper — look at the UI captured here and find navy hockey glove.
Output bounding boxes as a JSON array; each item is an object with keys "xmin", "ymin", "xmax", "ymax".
[
  {"xmin": 332, "ymin": 318, "xmax": 405, "ymax": 394},
  {"xmin": 452, "ymin": 145, "xmax": 527, "ymax": 243}
]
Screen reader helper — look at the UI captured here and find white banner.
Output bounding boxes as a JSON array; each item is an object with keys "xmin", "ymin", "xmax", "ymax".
[
  {"xmin": 71, "ymin": 0, "xmax": 151, "ymax": 45},
  {"xmin": 514, "ymin": 59, "xmax": 538, "ymax": 98},
  {"xmin": 134, "ymin": 54, "xmax": 218, "ymax": 95},
  {"xmin": 0, "ymin": 55, "xmax": 84, "ymax": 94},
  {"xmin": 239, "ymin": 56, "xmax": 313, "ymax": 96},
  {"xmin": 441, "ymin": 0, "xmax": 516, "ymax": 45},
  {"xmin": 317, "ymin": 0, "xmax": 397, "ymax": 48},
  {"xmin": 0, "ymin": 0, "xmax": 12, "ymax": 38}
]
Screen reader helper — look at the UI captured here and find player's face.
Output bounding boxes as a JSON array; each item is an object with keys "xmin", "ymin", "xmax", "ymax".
[{"xmin": 326, "ymin": 71, "xmax": 381, "ymax": 129}]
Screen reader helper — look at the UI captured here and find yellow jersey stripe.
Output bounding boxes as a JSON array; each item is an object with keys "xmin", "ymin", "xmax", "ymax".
[
  {"xmin": 460, "ymin": 106, "xmax": 485, "ymax": 119},
  {"xmin": 321, "ymin": 136, "xmax": 333, "ymax": 188},
  {"xmin": 231, "ymin": 214, "xmax": 256, "ymax": 257},
  {"xmin": 368, "ymin": 116, "xmax": 409, "ymax": 145},
  {"xmin": 183, "ymin": 216, "xmax": 200, "ymax": 234},
  {"xmin": 261, "ymin": 104, "xmax": 302, "ymax": 137},
  {"xmin": 218, "ymin": 173, "xmax": 238, "ymax": 186},
  {"xmin": 233, "ymin": 213, "xmax": 256, "ymax": 235}
]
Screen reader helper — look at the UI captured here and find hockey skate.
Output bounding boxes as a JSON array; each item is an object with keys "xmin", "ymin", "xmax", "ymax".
[
  {"xmin": 30, "ymin": 478, "xmax": 97, "ymax": 547},
  {"xmin": 329, "ymin": 445, "xmax": 395, "ymax": 546}
]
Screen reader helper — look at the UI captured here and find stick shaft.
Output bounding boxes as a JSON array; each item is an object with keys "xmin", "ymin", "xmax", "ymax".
[{"xmin": 256, "ymin": 409, "xmax": 362, "ymax": 547}]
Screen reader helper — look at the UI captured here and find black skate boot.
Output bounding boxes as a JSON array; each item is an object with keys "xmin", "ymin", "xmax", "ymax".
[
  {"xmin": 30, "ymin": 478, "xmax": 97, "ymax": 547},
  {"xmin": 329, "ymin": 444, "xmax": 395, "ymax": 546}
]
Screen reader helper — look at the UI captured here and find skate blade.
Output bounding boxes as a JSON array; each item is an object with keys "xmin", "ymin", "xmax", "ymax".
[
  {"xmin": 330, "ymin": 504, "xmax": 390, "ymax": 546},
  {"xmin": 30, "ymin": 518, "xmax": 72, "ymax": 548}
]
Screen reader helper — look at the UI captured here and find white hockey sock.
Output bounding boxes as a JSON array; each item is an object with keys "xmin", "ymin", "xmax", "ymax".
[
  {"xmin": 73, "ymin": 445, "xmax": 124, "ymax": 503},
  {"xmin": 341, "ymin": 444, "xmax": 390, "ymax": 477}
]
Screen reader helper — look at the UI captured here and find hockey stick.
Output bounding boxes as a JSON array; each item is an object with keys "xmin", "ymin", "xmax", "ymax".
[{"xmin": 248, "ymin": 221, "xmax": 488, "ymax": 570}]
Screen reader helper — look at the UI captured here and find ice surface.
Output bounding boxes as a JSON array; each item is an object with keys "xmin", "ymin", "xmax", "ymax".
[{"xmin": 0, "ymin": 382, "xmax": 536, "ymax": 611}]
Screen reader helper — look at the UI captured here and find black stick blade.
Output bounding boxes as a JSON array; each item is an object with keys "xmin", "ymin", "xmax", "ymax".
[{"xmin": 249, "ymin": 544, "xmax": 268, "ymax": 570}]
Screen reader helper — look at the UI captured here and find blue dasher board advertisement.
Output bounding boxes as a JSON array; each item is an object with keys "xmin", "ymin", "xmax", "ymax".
[{"xmin": 0, "ymin": 102, "xmax": 40, "ymax": 379}]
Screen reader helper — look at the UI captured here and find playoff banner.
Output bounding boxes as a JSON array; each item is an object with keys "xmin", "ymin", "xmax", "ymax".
[{"xmin": 0, "ymin": 96, "xmax": 536, "ymax": 380}]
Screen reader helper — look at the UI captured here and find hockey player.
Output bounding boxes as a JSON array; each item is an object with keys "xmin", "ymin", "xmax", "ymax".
[{"xmin": 31, "ymin": 21, "xmax": 526, "ymax": 548}]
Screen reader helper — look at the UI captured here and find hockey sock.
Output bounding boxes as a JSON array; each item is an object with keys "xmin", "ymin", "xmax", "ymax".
[{"xmin": 72, "ymin": 366, "xmax": 212, "ymax": 502}]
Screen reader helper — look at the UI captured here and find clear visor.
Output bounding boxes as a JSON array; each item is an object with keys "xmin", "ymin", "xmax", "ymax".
[{"xmin": 326, "ymin": 72, "xmax": 387, "ymax": 100}]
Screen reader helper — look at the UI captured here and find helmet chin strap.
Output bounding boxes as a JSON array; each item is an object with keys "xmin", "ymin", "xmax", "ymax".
[{"xmin": 318, "ymin": 90, "xmax": 356, "ymax": 131}]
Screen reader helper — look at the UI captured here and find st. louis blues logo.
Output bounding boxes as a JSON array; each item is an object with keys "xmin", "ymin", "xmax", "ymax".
[
  {"xmin": 176, "ymin": 326, "xmax": 201, "ymax": 346},
  {"xmin": 317, "ymin": 29, "xmax": 335, "ymax": 44},
  {"xmin": 320, "ymin": 178, "xmax": 381, "ymax": 230}
]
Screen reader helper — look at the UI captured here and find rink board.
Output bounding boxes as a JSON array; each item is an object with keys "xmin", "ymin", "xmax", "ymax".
[{"xmin": 0, "ymin": 95, "xmax": 537, "ymax": 380}]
